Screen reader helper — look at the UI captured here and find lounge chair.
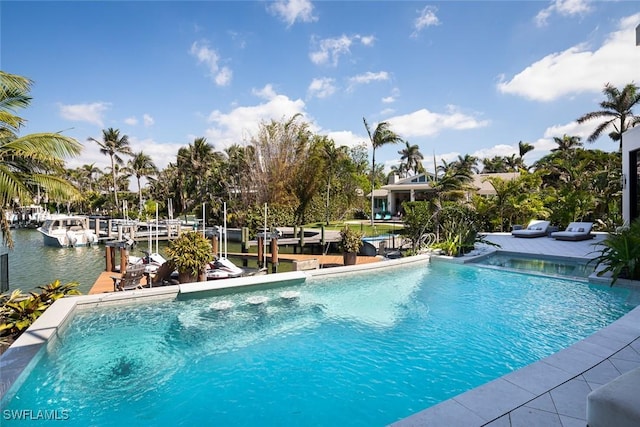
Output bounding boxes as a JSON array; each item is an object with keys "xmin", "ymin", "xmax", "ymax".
[
  {"xmin": 511, "ymin": 220, "xmax": 551, "ymax": 238},
  {"xmin": 112, "ymin": 264, "xmax": 149, "ymax": 291},
  {"xmin": 550, "ymin": 222, "xmax": 594, "ymax": 241}
]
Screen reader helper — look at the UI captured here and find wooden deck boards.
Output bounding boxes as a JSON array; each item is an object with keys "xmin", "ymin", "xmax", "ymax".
[{"xmin": 88, "ymin": 254, "xmax": 382, "ymax": 294}]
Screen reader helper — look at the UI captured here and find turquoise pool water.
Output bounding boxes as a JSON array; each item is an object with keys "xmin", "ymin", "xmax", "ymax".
[
  {"xmin": 475, "ymin": 251, "xmax": 595, "ymax": 278},
  {"xmin": 1, "ymin": 262, "xmax": 634, "ymax": 426}
]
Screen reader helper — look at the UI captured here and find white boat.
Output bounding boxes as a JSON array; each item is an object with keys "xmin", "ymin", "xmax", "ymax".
[{"xmin": 37, "ymin": 215, "xmax": 98, "ymax": 247}]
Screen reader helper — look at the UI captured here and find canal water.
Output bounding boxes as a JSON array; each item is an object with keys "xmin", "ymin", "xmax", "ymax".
[
  {"xmin": 8, "ymin": 228, "xmax": 112, "ymax": 294},
  {"xmin": 5, "ymin": 228, "xmax": 284, "ymax": 295}
]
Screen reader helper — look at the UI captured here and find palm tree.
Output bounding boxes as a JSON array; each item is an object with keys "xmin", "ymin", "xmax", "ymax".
[
  {"xmin": 88, "ymin": 128, "xmax": 132, "ymax": 212},
  {"xmin": 453, "ymin": 154, "xmax": 479, "ymax": 175},
  {"xmin": 398, "ymin": 141, "xmax": 424, "ymax": 175},
  {"xmin": 577, "ymin": 82, "xmax": 640, "ymax": 151},
  {"xmin": 0, "ymin": 71, "xmax": 82, "ymax": 247},
  {"xmin": 551, "ymin": 134, "xmax": 583, "ymax": 152},
  {"xmin": 363, "ymin": 118, "xmax": 403, "ymax": 224},
  {"xmin": 518, "ymin": 141, "xmax": 534, "ymax": 158},
  {"xmin": 126, "ymin": 151, "xmax": 158, "ymax": 213},
  {"xmin": 318, "ymin": 138, "xmax": 348, "ymax": 225}
]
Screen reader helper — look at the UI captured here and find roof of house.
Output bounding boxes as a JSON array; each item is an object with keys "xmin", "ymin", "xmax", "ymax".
[{"xmin": 473, "ymin": 172, "xmax": 520, "ymax": 196}]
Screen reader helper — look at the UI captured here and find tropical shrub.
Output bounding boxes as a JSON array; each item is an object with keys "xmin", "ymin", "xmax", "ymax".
[
  {"xmin": 435, "ymin": 204, "xmax": 498, "ymax": 257},
  {"xmin": 591, "ymin": 219, "xmax": 640, "ymax": 285},
  {"xmin": 340, "ymin": 226, "xmax": 364, "ymax": 253},
  {"xmin": 165, "ymin": 231, "xmax": 213, "ymax": 283},
  {"xmin": 401, "ymin": 201, "xmax": 435, "ymax": 252},
  {"xmin": 0, "ymin": 281, "xmax": 80, "ymax": 352}
]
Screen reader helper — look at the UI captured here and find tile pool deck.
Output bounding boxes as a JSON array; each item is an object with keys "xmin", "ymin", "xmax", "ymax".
[{"xmin": 393, "ymin": 232, "xmax": 640, "ymax": 427}]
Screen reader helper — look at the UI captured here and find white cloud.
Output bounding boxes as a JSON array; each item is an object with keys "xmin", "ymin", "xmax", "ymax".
[
  {"xmin": 124, "ymin": 116, "xmax": 138, "ymax": 126},
  {"xmin": 309, "ymin": 34, "xmax": 374, "ymax": 66},
  {"xmin": 348, "ymin": 71, "xmax": 389, "ymax": 86},
  {"xmin": 143, "ymin": 114, "xmax": 154, "ymax": 127},
  {"xmin": 252, "ymin": 84, "xmax": 278, "ymax": 100},
  {"xmin": 358, "ymin": 35, "xmax": 375, "ymax": 46},
  {"xmin": 326, "ymin": 130, "xmax": 365, "ymax": 149},
  {"xmin": 308, "ymin": 77, "xmax": 336, "ymax": 99},
  {"xmin": 497, "ymin": 13, "xmax": 640, "ymax": 101},
  {"xmin": 412, "ymin": 6, "xmax": 440, "ymax": 37},
  {"xmin": 205, "ymin": 89, "xmax": 307, "ymax": 151},
  {"xmin": 385, "ymin": 106, "xmax": 490, "ymax": 138},
  {"xmin": 382, "ymin": 87, "xmax": 400, "ymax": 104},
  {"xmin": 534, "ymin": 0, "xmax": 593, "ymax": 27},
  {"xmin": 470, "ymin": 144, "xmax": 518, "ymax": 161},
  {"xmin": 189, "ymin": 40, "xmax": 232, "ymax": 86},
  {"xmin": 58, "ymin": 102, "xmax": 110, "ymax": 127},
  {"xmin": 268, "ymin": 0, "xmax": 318, "ymax": 27}
]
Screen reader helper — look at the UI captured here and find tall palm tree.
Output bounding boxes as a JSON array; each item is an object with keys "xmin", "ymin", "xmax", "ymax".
[
  {"xmin": 577, "ymin": 82, "xmax": 640, "ymax": 151},
  {"xmin": 482, "ymin": 156, "xmax": 508, "ymax": 173},
  {"xmin": 551, "ymin": 134, "xmax": 583, "ymax": 152},
  {"xmin": 453, "ymin": 154, "xmax": 479, "ymax": 175},
  {"xmin": 126, "ymin": 151, "xmax": 158, "ymax": 213},
  {"xmin": 363, "ymin": 117, "xmax": 403, "ymax": 225},
  {"xmin": 518, "ymin": 141, "xmax": 534, "ymax": 158},
  {"xmin": 0, "ymin": 71, "xmax": 82, "ymax": 247},
  {"xmin": 398, "ymin": 141, "xmax": 424, "ymax": 175},
  {"xmin": 88, "ymin": 128, "xmax": 132, "ymax": 212}
]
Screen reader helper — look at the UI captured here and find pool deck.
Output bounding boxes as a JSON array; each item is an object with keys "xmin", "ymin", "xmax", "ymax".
[{"xmin": 393, "ymin": 232, "xmax": 640, "ymax": 427}]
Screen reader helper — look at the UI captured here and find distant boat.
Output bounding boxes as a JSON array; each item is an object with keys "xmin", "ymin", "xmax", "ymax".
[
  {"xmin": 5, "ymin": 204, "xmax": 50, "ymax": 228},
  {"xmin": 37, "ymin": 215, "xmax": 98, "ymax": 248}
]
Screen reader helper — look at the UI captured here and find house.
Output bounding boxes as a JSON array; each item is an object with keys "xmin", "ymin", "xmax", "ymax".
[
  {"xmin": 622, "ymin": 125, "xmax": 640, "ymax": 225},
  {"xmin": 369, "ymin": 172, "xmax": 520, "ymax": 217}
]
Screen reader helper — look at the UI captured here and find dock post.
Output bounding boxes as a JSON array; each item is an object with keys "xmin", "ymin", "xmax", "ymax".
[
  {"xmin": 119, "ymin": 246, "xmax": 128, "ymax": 273},
  {"xmin": 321, "ymin": 225, "xmax": 325, "ymax": 254},
  {"xmin": 241, "ymin": 227, "xmax": 249, "ymax": 267},
  {"xmin": 270, "ymin": 236, "xmax": 279, "ymax": 274},
  {"xmin": 257, "ymin": 236, "xmax": 264, "ymax": 267},
  {"xmin": 211, "ymin": 233, "xmax": 219, "ymax": 258},
  {"xmin": 95, "ymin": 219, "xmax": 100, "ymax": 239},
  {"xmin": 105, "ymin": 245, "xmax": 114, "ymax": 272},
  {"xmin": 292, "ymin": 225, "xmax": 297, "ymax": 254},
  {"xmin": 299, "ymin": 227, "xmax": 304, "ymax": 254}
]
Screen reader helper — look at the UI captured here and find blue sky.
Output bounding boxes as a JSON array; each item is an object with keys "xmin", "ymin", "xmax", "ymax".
[{"xmin": 3, "ymin": 1, "xmax": 639, "ymax": 175}]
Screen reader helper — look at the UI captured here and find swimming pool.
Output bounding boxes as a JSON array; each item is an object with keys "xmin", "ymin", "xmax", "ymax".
[
  {"xmin": 473, "ymin": 251, "xmax": 595, "ymax": 278},
  {"xmin": 1, "ymin": 261, "xmax": 634, "ymax": 426}
]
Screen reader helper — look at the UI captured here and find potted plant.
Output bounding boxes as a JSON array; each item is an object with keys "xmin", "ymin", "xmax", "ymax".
[
  {"xmin": 340, "ymin": 226, "xmax": 364, "ymax": 266},
  {"xmin": 591, "ymin": 218, "xmax": 640, "ymax": 285},
  {"xmin": 165, "ymin": 231, "xmax": 213, "ymax": 283}
]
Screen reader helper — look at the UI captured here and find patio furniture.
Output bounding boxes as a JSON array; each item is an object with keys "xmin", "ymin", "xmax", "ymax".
[
  {"xmin": 511, "ymin": 220, "xmax": 550, "ymax": 238},
  {"xmin": 111, "ymin": 264, "xmax": 148, "ymax": 291},
  {"xmin": 587, "ymin": 367, "xmax": 640, "ymax": 427},
  {"xmin": 550, "ymin": 222, "xmax": 594, "ymax": 241}
]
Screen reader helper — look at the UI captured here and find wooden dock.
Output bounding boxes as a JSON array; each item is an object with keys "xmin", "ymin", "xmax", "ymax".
[{"xmin": 88, "ymin": 253, "xmax": 383, "ymax": 294}]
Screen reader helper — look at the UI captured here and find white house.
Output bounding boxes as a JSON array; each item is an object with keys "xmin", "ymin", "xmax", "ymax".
[{"xmin": 369, "ymin": 172, "xmax": 520, "ymax": 217}]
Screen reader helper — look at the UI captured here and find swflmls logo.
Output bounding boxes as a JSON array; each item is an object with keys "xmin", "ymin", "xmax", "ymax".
[{"xmin": 3, "ymin": 409, "xmax": 70, "ymax": 420}]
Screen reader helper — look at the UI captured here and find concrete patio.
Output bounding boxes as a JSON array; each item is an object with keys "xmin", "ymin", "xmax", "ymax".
[{"xmin": 392, "ymin": 232, "xmax": 640, "ymax": 427}]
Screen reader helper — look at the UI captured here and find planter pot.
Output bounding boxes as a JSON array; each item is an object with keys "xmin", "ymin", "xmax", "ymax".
[
  {"xmin": 178, "ymin": 271, "xmax": 198, "ymax": 283},
  {"xmin": 343, "ymin": 252, "xmax": 357, "ymax": 266}
]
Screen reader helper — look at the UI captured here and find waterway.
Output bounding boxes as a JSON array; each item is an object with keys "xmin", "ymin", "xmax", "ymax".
[
  {"xmin": 7, "ymin": 228, "xmax": 110, "ymax": 294},
  {"xmin": 5, "ymin": 228, "xmax": 281, "ymax": 295}
]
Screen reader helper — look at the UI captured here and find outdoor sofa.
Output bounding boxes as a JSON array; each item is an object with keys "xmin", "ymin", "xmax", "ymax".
[
  {"xmin": 550, "ymin": 222, "xmax": 594, "ymax": 241},
  {"xmin": 511, "ymin": 220, "xmax": 551, "ymax": 238}
]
